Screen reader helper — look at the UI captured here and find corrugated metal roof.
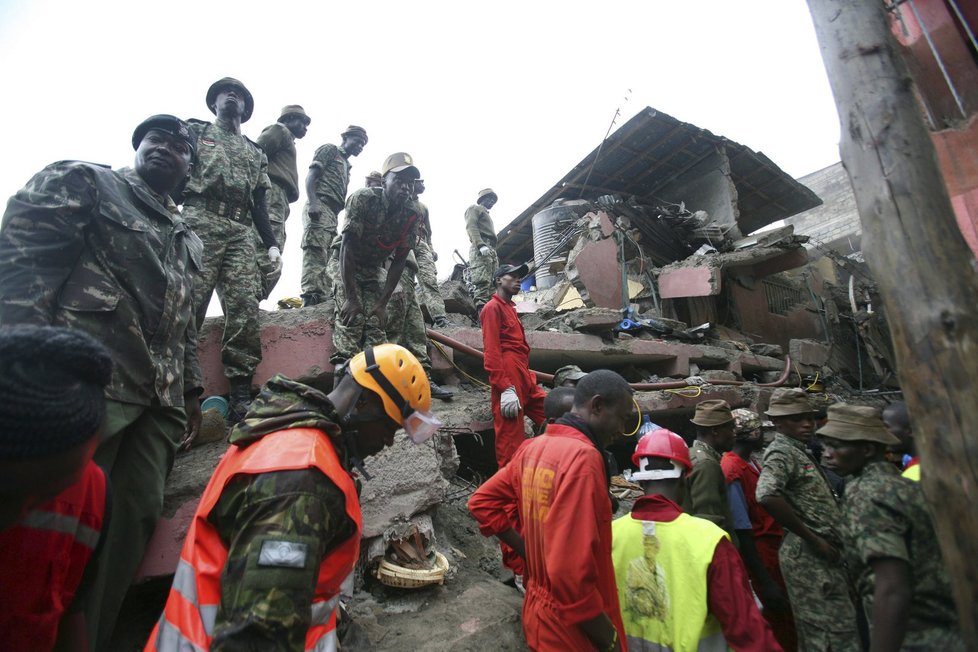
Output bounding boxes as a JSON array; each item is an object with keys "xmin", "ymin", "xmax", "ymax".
[{"xmin": 496, "ymin": 107, "xmax": 822, "ymax": 262}]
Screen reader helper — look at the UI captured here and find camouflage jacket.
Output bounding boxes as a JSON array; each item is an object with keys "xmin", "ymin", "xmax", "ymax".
[
  {"xmin": 684, "ymin": 440, "xmax": 737, "ymax": 540},
  {"xmin": 842, "ymin": 461, "xmax": 963, "ymax": 647},
  {"xmin": 257, "ymin": 122, "xmax": 300, "ymax": 202},
  {"xmin": 308, "ymin": 143, "xmax": 350, "ymax": 211},
  {"xmin": 0, "ymin": 162, "xmax": 203, "ymax": 406},
  {"xmin": 464, "ymin": 203, "xmax": 496, "ymax": 248},
  {"xmin": 184, "ymin": 118, "xmax": 271, "ymax": 209},
  {"xmin": 210, "ymin": 375, "xmax": 357, "ymax": 651},
  {"xmin": 341, "ymin": 187, "xmax": 421, "ymax": 268},
  {"xmin": 756, "ymin": 432, "xmax": 843, "ymax": 545}
]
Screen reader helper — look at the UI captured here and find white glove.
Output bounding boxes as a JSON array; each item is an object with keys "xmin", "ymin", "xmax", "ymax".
[
  {"xmin": 500, "ymin": 387, "xmax": 521, "ymax": 419},
  {"xmin": 479, "ymin": 245, "xmax": 491, "ymax": 256},
  {"xmin": 268, "ymin": 246, "xmax": 282, "ymax": 263}
]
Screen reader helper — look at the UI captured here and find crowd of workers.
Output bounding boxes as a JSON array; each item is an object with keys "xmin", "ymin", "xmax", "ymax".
[{"xmin": 0, "ymin": 75, "xmax": 965, "ymax": 651}]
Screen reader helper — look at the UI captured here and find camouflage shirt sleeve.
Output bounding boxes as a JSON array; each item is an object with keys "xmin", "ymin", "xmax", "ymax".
[
  {"xmin": 464, "ymin": 205, "xmax": 486, "ymax": 246},
  {"xmin": 256, "ymin": 147, "xmax": 272, "ymax": 195},
  {"xmin": 755, "ymin": 445, "xmax": 794, "ymax": 502},
  {"xmin": 341, "ymin": 188, "xmax": 372, "ymax": 240},
  {"xmin": 0, "ymin": 162, "xmax": 98, "ymax": 325},
  {"xmin": 309, "ymin": 144, "xmax": 339, "ymax": 171},
  {"xmin": 208, "ymin": 468, "xmax": 356, "ymax": 652}
]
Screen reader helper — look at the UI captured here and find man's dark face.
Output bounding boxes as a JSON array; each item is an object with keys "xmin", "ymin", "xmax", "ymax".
[
  {"xmin": 414, "ymin": 179, "xmax": 426, "ymax": 196},
  {"xmin": 284, "ymin": 116, "xmax": 308, "ymax": 139},
  {"xmin": 495, "ymin": 272, "xmax": 521, "ymax": 295},
  {"xmin": 711, "ymin": 422, "xmax": 736, "ymax": 453},
  {"xmin": 774, "ymin": 413, "xmax": 817, "ymax": 443},
  {"xmin": 384, "ymin": 170, "xmax": 416, "ymax": 206},
  {"xmin": 480, "ymin": 195, "xmax": 497, "ymax": 210},
  {"xmin": 214, "ymin": 87, "xmax": 245, "ymax": 120},
  {"xmin": 350, "ymin": 393, "xmax": 400, "ymax": 458},
  {"xmin": 587, "ymin": 394, "xmax": 634, "ymax": 446},
  {"xmin": 343, "ymin": 135, "xmax": 366, "ymax": 157},
  {"xmin": 366, "ymin": 177, "xmax": 383, "ymax": 189},
  {"xmin": 135, "ymin": 129, "xmax": 193, "ymax": 196},
  {"xmin": 820, "ymin": 437, "xmax": 869, "ymax": 477}
]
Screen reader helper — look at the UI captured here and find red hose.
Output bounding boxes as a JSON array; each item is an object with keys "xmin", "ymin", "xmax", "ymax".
[{"xmin": 426, "ymin": 328, "xmax": 792, "ymax": 389}]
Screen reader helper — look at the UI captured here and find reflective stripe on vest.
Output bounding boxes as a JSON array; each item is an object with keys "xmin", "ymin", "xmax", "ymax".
[
  {"xmin": 146, "ymin": 428, "xmax": 361, "ymax": 652},
  {"xmin": 611, "ymin": 512, "xmax": 729, "ymax": 651},
  {"xmin": 19, "ymin": 510, "xmax": 102, "ymax": 549}
]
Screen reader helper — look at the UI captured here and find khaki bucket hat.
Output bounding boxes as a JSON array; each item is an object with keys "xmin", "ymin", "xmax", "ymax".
[
  {"xmin": 816, "ymin": 404, "xmax": 900, "ymax": 445},
  {"xmin": 765, "ymin": 387, "xmax": 815, "ymax": 417},
  {"xmin": 691, "ymin": 399, "xmax": 734, "ymax": 427}
]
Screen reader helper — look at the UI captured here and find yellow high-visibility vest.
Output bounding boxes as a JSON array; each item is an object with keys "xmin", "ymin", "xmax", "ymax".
[{"xmin": 611, "ymin": 511, "xmax": 730, "ymax": 651}]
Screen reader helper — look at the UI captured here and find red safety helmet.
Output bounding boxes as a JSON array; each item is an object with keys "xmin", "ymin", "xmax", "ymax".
[{"xmin": 632, "ymin": 428, "xmax": 692, "ymax": 472}]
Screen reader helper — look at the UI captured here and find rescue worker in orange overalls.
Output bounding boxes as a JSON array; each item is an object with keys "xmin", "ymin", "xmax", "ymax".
[
  {"xmin": 469, "ymin": 370, "xmax": 633, "ymax": 652},
  {"xmin": 146, "ymin": 344, "xmax": 442, "ymax": 651},
  {"xmin": 0, "ymin": 326, "xmax": 113, "ymax": 652}
]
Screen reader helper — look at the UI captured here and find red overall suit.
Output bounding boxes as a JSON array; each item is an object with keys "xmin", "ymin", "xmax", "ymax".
[{"xmin": 469, "ymin": 424, "xmax": 626, "ymax": 651}]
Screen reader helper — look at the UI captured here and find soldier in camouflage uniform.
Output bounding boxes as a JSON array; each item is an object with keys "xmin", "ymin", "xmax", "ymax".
[
  {"xmin": 331, "ymin": 152, "xmax": 423, "ymax": 376},
  {"xmin": 0, "ymin": 115, "xmax": 204, "ymax": 649},
  {"xmin": 183, "ymin": 77, "xmax": 281, "ymax": 422},
  {"xmin": 819, "ymin": 404, "xmax": 963, "ymax": 650},
  {"xmin": 465, "ymin": 187, "xmax": 499, "ymax": 311},
  {"xmin": 365, "ymin": 170, "xmax": 382, "ymax": 188},
  {"xmin": 756, "ymin": 388, "xmax": 861, "ymax": 651},
  {"xmin": 412, "ymin": 179, "xmax": 455, "ymax": 328},
  {"xmin": 301, "ymin": 125, "xmax": 368, "ymax": 306},
  {"xmin": 255, "ymin": 105, "xmax": 310, "ymax": 299},
  {"xmin": 385, "ymin": 249, "xmax": 454, "ymax": 400},
  {"xmin": 684, "ymin": 399, "xmax": 739, "ymax": 541},
  {"xmin": 148, "ymin": 345, "xmax": 442, "ymax": 651}
]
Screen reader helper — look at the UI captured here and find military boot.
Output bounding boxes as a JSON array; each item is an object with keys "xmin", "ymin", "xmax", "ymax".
[
  {"xmin": 428, "ymin": 375, "xmax": 454, "ymax": 401},
  {"xmin": 227, "ymin": 377, "xmax": 253, "ymax": 425}
]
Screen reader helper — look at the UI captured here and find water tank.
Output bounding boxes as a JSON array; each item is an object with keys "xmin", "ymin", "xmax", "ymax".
[{"xmin": 531, "ymin": 200, "xmax": 588, "ymax": 289}]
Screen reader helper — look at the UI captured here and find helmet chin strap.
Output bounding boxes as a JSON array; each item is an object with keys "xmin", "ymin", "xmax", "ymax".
[{"xmin": 340, "ymin": 386, "xmax": 373, "ymax": 481}]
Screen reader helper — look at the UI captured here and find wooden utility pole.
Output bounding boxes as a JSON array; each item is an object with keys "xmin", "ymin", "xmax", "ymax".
[{"xmin": 807, "ymin": 0, "xmax": 978, "ymax": 644}]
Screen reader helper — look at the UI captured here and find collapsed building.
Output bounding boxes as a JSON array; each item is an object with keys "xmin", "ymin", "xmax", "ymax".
[{"xmin": 115, "ymin": 107, "xmax": 900, "ymax": 650}]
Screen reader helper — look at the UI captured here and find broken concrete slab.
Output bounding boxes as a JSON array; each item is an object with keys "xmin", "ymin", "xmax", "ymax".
[
  {"xmin": 789, "ymin": 338, "xmax": 831, "ymax": 367},
  {"xmin": 557, "ymin": 307, "xmax": 624, "ymax": 334},
  {"xmin": 658, "ymin": 263, "xmax": 722, "ymax": 298},
  {"xmin": 573, "ymin": 237, "xmax": 623, "ymax": 309}
]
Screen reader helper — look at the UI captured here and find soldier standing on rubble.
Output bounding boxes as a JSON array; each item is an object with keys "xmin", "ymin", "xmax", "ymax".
[
  {"xmin": 147, "ymin": 344, "xmax": 443, "ymax": 651},
  {"xmin": 465, "ymin": 187, "xmax": 499, "ymax": 311},
  {"xmin": 414, "ymin": 179, "xmax": 456, "ymax": 328},
  {"xmin": 756, "ymin": 388, "xmax": 860, "ymax": 651},
  {"xmin": 684, "ymin": 399, "xmax": 739, "ymax": 541},
  {"xmin": 300, "ymin": 125, "xmax": 367, "ymax": 307},
  {"xmin": 0, "ymin": 114, "xmax": 204, "ymax": 649},
  {"xmin": 183, "ymin": 77, "xmax": 280, "ymax": 424},
  {"xmin": 469, "ymin": 370, "xmax": 633, "ymax": 652},
  {"xmin": 255, "ymin": 105, "xmax": 310, "ymax": 299},
  {"xmin": 819, "ymin": 404, "xmax": 964, "ymax": 650},
  {"xmin": 330, "ymin": 152, "xmax": 423, "ymax": 379}
]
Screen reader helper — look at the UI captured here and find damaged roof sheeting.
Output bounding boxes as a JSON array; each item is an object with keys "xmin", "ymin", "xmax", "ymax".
[{"xmin": 496, "ymin": 106, "xmax": 822, "ymax": 263}]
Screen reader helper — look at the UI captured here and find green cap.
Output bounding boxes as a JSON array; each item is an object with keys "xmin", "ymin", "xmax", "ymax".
[
  {"xmin": 206, "ymin": 77, "xmax": 254, "ymax": 122},
  {"xmin": 691, "ymin": 399, "xmax": 734, "ymax": 427},
  {"xmin": 279, "ymin": 104, "xmax": 310, "ymax": 125},
  {"xmin": 816, "ymin": 404, "xmax": 900, "ymax": 445}
]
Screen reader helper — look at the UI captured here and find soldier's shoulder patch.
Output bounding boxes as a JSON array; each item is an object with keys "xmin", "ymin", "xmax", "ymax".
[
  {"xmin": 258, "ymin": 540, "xmax": 308, "ymax": 568},
  {"xmin": 200, "ymin": 138, "xmax": 216, "ymax": 148}
]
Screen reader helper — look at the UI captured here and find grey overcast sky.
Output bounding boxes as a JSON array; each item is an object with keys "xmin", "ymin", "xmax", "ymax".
[{"xmin": 0, "ymin": 0, "xmax": 841, "ymax": 314}]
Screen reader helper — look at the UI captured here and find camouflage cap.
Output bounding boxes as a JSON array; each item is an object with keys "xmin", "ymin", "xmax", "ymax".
[
  {"xmin": 552, "ymin": 365, "xmax": 587, "ymax": 388},
  {"xmin": 691, "ymin": 399, "xmax": 734, "ymax": 427},
  {"xmin": 206, "ymin": 77, "xmax": 255, "ymax": 122},
  {"xmin": 131, "ymin": 114, "xmax": 196, "ymax": 156},
  {"xmin": 366, "ymin": 171, "xmax": 382, "ymax": 182},
  {"xmin": 765, "ymin": 387, "xmax": 815, "ymax": 417},
  {"xmin": 381, "ymin": 152, "xmax": 420, "ymax": 179},
  {"xmin": 279, "ymin": 104, "xmax": 311, "ymax": 125},
  {"xmin": 731, "ymin": 408, "xmax": 762, "ymax": 437},
  {"xmin": 816, "ymin": 403, "xmax": 899, "ymax": 445},
  {"xmin": 478, "ymin": 188, "xmax": 498, "ymax": 201},
  {"xmin": 341, "ymin": 125, "xmax": 368, "ymax": 143}
]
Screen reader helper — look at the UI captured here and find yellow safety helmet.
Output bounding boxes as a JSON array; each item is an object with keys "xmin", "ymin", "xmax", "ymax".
[{"xmin": 348, "ymin": 344, "xmax": 441, "ymax": 443}]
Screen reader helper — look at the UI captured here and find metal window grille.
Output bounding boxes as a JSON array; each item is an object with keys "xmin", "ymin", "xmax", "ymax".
[{"xmin": 763, "ymin": 278, "xmax": 806, "ymax": 315}]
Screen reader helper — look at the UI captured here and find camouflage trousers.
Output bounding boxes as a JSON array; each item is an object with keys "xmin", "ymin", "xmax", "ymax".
[
  {"xmin": 330, "ymin": 264, "xmax": 389, "ymax": 367},
  {"xmin": 255, "ymin": 183, "xmax": 291, "ymax": 300},
  {"xmin": 415, "ymin": 237, "xmax": 446, "ymax": 322},
  {"xmin": 301, "ymin": 203, "xmax": 338, "ymax": 303},
  {"xmin": 386, "ymin": 270, "xmax": 431, "ymax": 371},
  {"xmin": 779, "ymin": 533, "xmax": 861, "ymax": 651},
  {"xmin": 469, "ymin": 243, "xmax": 498, "ymax": 307},
  {"xmin": 183, "ymin": 204, "xmax": 262, "ymax": 379}
]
